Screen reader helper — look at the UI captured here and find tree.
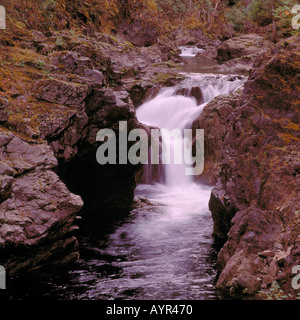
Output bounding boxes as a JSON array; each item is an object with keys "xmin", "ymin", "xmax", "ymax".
[
  {"xmin": 271, "ymin": 0, "xmax": 276, "ymax": 41},
  {"xmin": 213, "ymin": 0, "xmax": 221, "ymax": 15}
]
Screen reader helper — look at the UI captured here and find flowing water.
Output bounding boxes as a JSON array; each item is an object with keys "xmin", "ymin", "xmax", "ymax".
[
  {"xmin": 1, "ymin": 50, "xmax": 246, "ymax": 300},
  {"xmin": 179, "ymin": 46, "xmax": 204, "ymax": 57}
]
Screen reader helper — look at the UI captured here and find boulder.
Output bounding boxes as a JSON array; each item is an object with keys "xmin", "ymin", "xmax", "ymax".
[
  {"xmin": 216, "ymin": 34, "xmax": 273, "ymax": 62},
  {"xmin": 216, "ymin": 54, "xmax": 257, "ymax": 75},
  {"xmin": 196, "ymin": 47, "xmax": 218, "ymax": 59},
  {"xmin": 175, "ymin": 86, "xmax": 203, "ymax": 105},
  {"xmin": 0, "ymin": 129, "xmax": 83, "ymax": 274}
]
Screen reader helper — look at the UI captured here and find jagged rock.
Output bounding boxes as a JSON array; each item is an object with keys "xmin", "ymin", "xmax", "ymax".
[
  {"xmin": 35, "ymin": 78, "xmax": 91, "ymax": 108},
  {"xmin": 49, "ymin": 50, "xmax": 104, "ymax": 84},
  {"xmin": 54, "ymin": 85, "xmax": 151, "ymax": 214},
  {"xmin": 216, "ymin": 34, "xmax": 273, "ymax": 62},
  {"xmin": 0, "ymin": 129, "xmax": 83, "ymax": 274},
  {"xmin": 49, "ymin": 51, "xmax": 93, "ymax": 75},
  {"xmin": 192, "ymin": 88, "xmax": 243, "ymax": 186},
  {"xmin": 210, "ymin": 36, "xmax": 300, "ymax": 296}
]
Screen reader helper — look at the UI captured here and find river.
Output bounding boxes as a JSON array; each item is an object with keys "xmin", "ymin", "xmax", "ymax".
[{"xmin": 1, "ymin": 47, "xmax": 246, "ymax": 300}]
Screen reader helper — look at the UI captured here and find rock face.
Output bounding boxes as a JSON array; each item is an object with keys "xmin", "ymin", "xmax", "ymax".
[
  {"xmin": 56, "ymin": 86, "xmax": 148, "ymax": 214},
  {"xmin": 0, "ymin": 27, "xmax": 184, "ymax": 275},
  {"xmin": 209, "ymin": 37, "xmax": 300, "ymax": 296},
  {"xmin": 119, "ymin": 19, "xmax": 159, "ymax": 47},
  {"xmin": 216, "ymin": 34, "xmax": 273, "ymax": 74},
  {"xmin": 35, "ymin": 79, "xmax": 92, "ymax": 109},
  {"xmin": 216, "ymin": 34, "xmax": 272, "ymax": 61},
  {"xmin": 0, "ymin": 129, "xmax": 83, "ymax": 273},
  {"xmin": 192, "ymin": 87, "xmax": 244, "ymax": 185}
]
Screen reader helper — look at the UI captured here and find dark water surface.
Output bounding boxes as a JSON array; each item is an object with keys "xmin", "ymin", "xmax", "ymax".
[{"xmin": 2, "ymin": 183, "xmax": 220, "ymax": 300}]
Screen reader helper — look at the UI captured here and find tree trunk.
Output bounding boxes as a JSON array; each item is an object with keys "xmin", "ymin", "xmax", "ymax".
[
  {"xmin": 213, "ymin": 0, "xmax": 220, "ymax": 16},
  {"xmin": 271, "ymin": 0, "xmax": 276, "ymax": 41}
]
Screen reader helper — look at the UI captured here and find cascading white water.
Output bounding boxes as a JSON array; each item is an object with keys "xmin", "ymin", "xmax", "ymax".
[
  {"xmin": 136, "ymin": 73, "xmax": 245, "ymax": 187},
  {"xmin": 136, "ymin": 91, "xmax": 201, "ymax": 186},
  {"xmin": 179, "ymin": 46, "xmax": 204, "ymax": 57}
]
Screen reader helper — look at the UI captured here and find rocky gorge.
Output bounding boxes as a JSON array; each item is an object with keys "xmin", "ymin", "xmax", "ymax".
[
  {"xmin": 0, "ymin": 9, "xmax": 299, "ymax": 299},
  {"xmin": 208, "ymin": 37, "xmax": 300, "ymax": 296},
  {"xmin": 192, "ymin": 35, "xmax": 300, "ymax": 297}
]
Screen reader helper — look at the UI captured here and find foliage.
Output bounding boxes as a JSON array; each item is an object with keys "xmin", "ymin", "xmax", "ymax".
[
  {"xmin": 225, "ymin": 6, "xmax": 247, "ymax": 31},
  {"xmin": 246, "ymin": 0, "xmax": 297, "ymax": 36},
  {"xmin": 273, "ymin": 1, "xmax": 298, "ymax": 36},
  {"xmin": 257, "ymin": 281, "xmax": 300, "ymax": 300},
  {"xmin": 247, "ymin": 0, "xmax": 273, "ymax": 26},
  {"xmin": 1, "ymin": 0, "xmax": 297, "ymax": 40}
]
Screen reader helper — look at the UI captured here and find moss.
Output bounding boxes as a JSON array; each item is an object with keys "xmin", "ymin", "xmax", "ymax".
[
  {"xmin": 124, "ymin": 41, "xmax": 134, "ymax": 48},
  {"xmin": 278, "ymin": 133, "xmax": 299, "ymax": 144}
]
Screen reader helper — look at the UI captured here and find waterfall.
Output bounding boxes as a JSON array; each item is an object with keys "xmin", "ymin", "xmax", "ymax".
[
  {"xmin": 136, "ymin": 73, "xmax": 245, "ymax": 186},
  {"xmin": 179, "ymin": 46, "xmax": 204, "ymax": 57}
]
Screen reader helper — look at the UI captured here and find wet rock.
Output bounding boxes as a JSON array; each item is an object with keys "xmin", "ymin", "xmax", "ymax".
[{"xmin": 175, "ymin": 86, "xmax": 203, "ymax": 105}]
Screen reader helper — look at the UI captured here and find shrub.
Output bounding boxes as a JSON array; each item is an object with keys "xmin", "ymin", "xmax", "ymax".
[{"xmin": 225, "ymin": 6, "xmax": 247, "ymax": 32}]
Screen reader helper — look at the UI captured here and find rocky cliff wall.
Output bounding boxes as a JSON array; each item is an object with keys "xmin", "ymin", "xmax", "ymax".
[{"xmin": 209, "ymin": 36, "xmax": 300, "ymax": 296}]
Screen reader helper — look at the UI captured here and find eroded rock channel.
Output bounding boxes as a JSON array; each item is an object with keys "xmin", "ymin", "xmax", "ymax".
[{"xmin": 0, "ymin": 28, "xmax": 299, "ymax": 299}]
